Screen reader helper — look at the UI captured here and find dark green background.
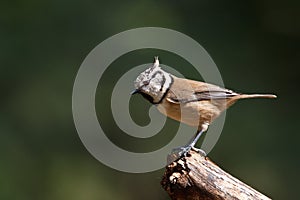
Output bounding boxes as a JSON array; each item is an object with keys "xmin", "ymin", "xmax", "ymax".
[{"xmin": 1, "ymin": 0, "xmax": 299, "ymax": 199}]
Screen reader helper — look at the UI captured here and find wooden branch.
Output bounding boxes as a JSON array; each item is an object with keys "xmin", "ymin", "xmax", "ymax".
[{"xmin": 161, "ymin": 150, "xmax": 271, "ymax": 200}]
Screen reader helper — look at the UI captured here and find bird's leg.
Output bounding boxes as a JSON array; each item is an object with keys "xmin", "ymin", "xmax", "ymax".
[
  {"xmin": 185, "ymin": 128, "xmax": 207, "ymax": 156},
  {"xmin": 168, "ymin": 123, "xmax": 209, "ymax": 162}
]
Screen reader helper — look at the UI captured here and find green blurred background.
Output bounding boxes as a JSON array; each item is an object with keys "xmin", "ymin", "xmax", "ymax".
[{"xmin": 1, "ymin": 0, "xmax": 299, "ymax": 199}]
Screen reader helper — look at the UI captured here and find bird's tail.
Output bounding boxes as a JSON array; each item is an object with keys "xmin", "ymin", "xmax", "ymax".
[{"xmin": 236, "ymin": 94, "xmax": 277, "ymax": 100}]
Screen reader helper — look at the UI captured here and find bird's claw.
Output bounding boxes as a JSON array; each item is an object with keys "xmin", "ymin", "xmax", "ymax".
[
  {"xmin": 190, "ymin": 146, "xmax": 207, "ymax": 157},
  {"xmin": 167, "ymin": 146, "xmax": 207, "ymax": 164},
  {"xmin": 174, "ymin": 146, "xmax": 192, "ymax": 157}
]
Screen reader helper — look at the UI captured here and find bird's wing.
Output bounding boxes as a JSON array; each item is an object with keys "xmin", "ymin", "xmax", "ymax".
[
  {"xmin": 166, "ymin": 90, "xmax": 238, "ymax": 104},
  {"xmin": 166, "ymin": 78, "xmax": 239, "ymax": 104}
]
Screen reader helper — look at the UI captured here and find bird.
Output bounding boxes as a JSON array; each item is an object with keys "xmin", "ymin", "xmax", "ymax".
[{"xmin": 131, "ymin": 56, "xmax": 276, "ymax": 157}]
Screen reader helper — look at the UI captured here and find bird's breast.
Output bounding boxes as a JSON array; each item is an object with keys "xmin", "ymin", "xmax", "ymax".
[{"xmin": 157, "ymin": 99, "xmax": 215, "ymax": 127}]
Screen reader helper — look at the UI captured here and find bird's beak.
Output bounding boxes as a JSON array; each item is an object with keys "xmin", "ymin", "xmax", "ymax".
[{"xmin": 130, "ymin": 89, "xmax": 140, "ymax": 95}]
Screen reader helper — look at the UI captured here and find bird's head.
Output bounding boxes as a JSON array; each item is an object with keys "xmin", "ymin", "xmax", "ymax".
[{"xmin": 132, "ymin": 57, "xmax": 173, "ymax": 104}]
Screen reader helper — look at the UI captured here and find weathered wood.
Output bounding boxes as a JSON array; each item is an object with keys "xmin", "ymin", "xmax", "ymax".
[{"xmin": 161, "ymin": 150, "xmax": 271, "ymax": 200}]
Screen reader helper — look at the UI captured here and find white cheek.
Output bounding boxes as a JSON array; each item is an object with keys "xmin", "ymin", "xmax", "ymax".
[
  {"xmin": 150, "ymin": 80, "xmax": 161, "ymax": 92},
  {"xmin": 143, "ymin": 86, "xmax": 151, "ymax": 93}
]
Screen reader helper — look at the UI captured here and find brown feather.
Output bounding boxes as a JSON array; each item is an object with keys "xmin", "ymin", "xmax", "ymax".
[{"xmin": 156, "ymin": 76, "xmax": 276, "ymax": 129}]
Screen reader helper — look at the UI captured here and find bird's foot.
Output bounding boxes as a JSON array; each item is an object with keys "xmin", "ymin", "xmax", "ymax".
[
  {"xmin": 167, "ymin": 145, "xmax": 206, "ymax": 164},
  {"xmin": 173, "ymin": 145, "xmax": 192, "ymax": 157},
  {"xmin": 190, "ymin": 146, "xmax": 207, "ymax": 157}
]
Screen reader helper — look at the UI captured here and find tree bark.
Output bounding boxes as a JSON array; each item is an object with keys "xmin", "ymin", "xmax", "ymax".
[{"xmin": 161, "ymin": 150, "xmax": 271, "ymax": 200}]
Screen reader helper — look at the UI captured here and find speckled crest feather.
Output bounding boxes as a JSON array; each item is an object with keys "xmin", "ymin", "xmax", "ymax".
[{"xmin": 134, "ymin": 57, "xmax": 173, "ymax": 104}]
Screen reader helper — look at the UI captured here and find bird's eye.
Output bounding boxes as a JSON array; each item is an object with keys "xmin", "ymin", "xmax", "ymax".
[{"xmin": 143, "ymin": 80, "xmax": 150, "ymax": 85}]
